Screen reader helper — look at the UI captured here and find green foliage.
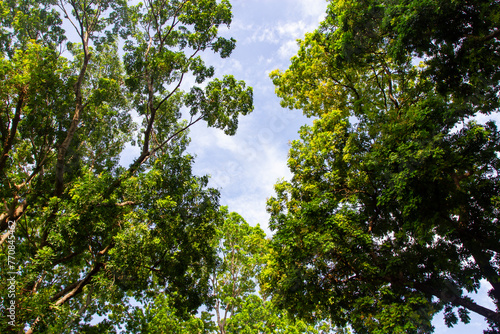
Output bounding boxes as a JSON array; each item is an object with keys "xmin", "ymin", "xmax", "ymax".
[
  {"xmin": 114, "ymin": 208, "xmax": 339, "ymax": 333},
  {"xmin": 208, "ymin": 209, "xmax": 338, "ymax": 334},
  {"xmin": 267, "ymin": 0, "xmax": 500, "ymax": 333},
  {"xmin": 319, "ymin": 0, "xmax": 500, "ymax": 114},
  {"xmin": 0, "ymin": 0, "xmax": 252, "ymax": 332},
  {"xmin": 123, "ymin": 293, "xmax": 211, "ymax": 334},
  {"xmin": 210, "ymin": 209, "xmax": 268, "ymax": 333},
  {"xmin": 226, "ymin": 294, "xmax": 335, "ymax": 334}
]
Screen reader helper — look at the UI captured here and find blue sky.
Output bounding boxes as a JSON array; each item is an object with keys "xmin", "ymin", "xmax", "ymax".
[
  {"xmin": 123, "ymin": 0, "xmax": 497, "ymax": 332},
  {"xmin": 188, "ymin": 0, "xmax": 326, "ymax": 235}
]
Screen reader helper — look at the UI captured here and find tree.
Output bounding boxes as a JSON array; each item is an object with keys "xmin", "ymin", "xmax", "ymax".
[
  {"xmin": 119, "ymin": 208, "xmax": 338, "ymax": 333},
  {"xmin": 119, "ymin": 293, "xmax": 215, "ymax": 334},
  {"xmin": 319, "ymin": 0, "xmax": 500, "ymax": 115},
  {"xmin": 0, "ymin": 0, "xmax": 253, "ymax": 332},
  {"xmin": 209, "ymin": 209, "xmax": 336, "ymax": 334},
  {"xmin": 224, "ymin": 294, "xmax": 337, "ymax": 334},
  {"xmin": 266, "ymin": 0, "xmax": 500, "ymax": 333},
  {"xmin": 210, "ymin": 210, "xmax": 268, "ymax": 334}
]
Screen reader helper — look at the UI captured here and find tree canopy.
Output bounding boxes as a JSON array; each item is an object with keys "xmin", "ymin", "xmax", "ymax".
[
  {"xmin": 120, "ymin": 208, "xmax": 337, "ymax": 333},
  {"xmin": 267, "ymin": 0, "xmax": 500, "ymax": 333},
  {"xmin": 2, "ymin": 0, "xmax": 500, "ymax": 333},
  {"xmin": 0, "ymin": 0, "xmax": 253, "ymax": 332}
]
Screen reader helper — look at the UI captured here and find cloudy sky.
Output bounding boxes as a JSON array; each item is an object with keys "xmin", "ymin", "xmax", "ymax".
[
  {"xmin": 188, "ymin": 0, "xmax": 326, "ymax": 234},
  {"xmin": 124, "ymin": 0, "xmax": 496, "ymax": 332}
]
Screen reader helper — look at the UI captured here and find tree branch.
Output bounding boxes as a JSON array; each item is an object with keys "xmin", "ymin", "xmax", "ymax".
[
  {"xmin": 0, "ymin": 89, "xmax": 26, "ymax": 173},
  {"xmin": 55, "ymin": 0, "xmax": 95, "ymax": 197},
  {"xmin": 53, "ymin": 263, "xmax": 103, "ymax": 306},
  {"xmin": 414, "ymin": 282, "xmax": 500, "ymax": 324},
  {"xmin": 0, "ymin": 200, "xmax": 28, "ymax": 233}
]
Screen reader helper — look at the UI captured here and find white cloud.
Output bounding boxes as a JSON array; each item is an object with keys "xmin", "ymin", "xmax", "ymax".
[
  {"xmin": 243, "ymin": 20, "xmax": 319, "ymax": 46},
  {"xmin": 278, "ymin": 39, "xmax": 300, "ymax": 60},
  {"xmin": 208, "ymin": 140, "xmax": 291, "ymax": 233},
  {"xmin": 297, "ymin": 0, "xmax": 329, "ymax": 20},
  {"xmin": 276, "ymin": 21, "xmax": 309, "ymax": 39},
  {"xmin": 188, "ymin": 106, "xmax": 302, "ymax": 232},
  {"xmin": 183, "ymin": 0, "xmax": 327, "ymax": 234},
  {"xmin": 255, "ymin": 26, "xmax": 280, "ymax": 44}
]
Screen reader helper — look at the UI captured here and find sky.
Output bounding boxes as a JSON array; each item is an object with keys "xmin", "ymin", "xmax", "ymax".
[
  {"xmin": 188, "ymin": 0, "xmax": 326, "ymax": 235},
  {"xmin": 121, "ymin": 0, "xmax": 496, "ymax": 332}
]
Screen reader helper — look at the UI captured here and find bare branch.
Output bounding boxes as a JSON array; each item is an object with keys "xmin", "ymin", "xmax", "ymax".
[{"xmin": 58, "ymin": 0, "xmax": 81, "ymax": 38}]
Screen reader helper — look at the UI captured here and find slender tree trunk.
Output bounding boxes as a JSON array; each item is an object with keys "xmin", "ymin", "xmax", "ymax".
[{"xmin": 54, "ymin": 33, "xmax": 90, "ymax": 197}]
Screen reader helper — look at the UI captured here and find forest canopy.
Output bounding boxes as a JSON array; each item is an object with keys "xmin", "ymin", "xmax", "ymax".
[
  {"xmin": 267, "ymin": 0, "xmax": 500, "ymax": 333},
  {"xmin": 1, "ymin": 0, "xmax": 500, "ymax": 333},
  {"xmin": 0, "ymin": 0, "xmax": 253, "ymax": 332}
]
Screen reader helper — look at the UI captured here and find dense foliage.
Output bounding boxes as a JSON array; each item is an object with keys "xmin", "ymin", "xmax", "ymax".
[
  {"xmin": 3, "ymin": 0, "xmax": 499, "ymax": 333},
  {"xmin": 0, "ymin": 0, "xmax": 253, "ymax": 332},
  {"xmin": 122, "ymin": 209, "xmax": 338, "ymax": 333},
  {"xmin": 267, "ymin": 0, "xmax": 500, "ymax": 333}
]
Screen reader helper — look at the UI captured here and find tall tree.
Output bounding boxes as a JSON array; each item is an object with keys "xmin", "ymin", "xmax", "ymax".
[
  {"xmin": 210, "ymin": 210, "xmax": 268, "ymax": 334},
  {"xmin": 121, "ymin": 208, "xmax": 338, "ymax": 333},
  {"xmin": 266, "ymin": 0, "xmax": 500, "ymax": 333},
  {"xmin": 208, "ymin": 209, "xmax": 336, "ymax": 334},
  {"xmin": 0, "ymin": 0, "xmax": 252, "ymax": 332}
]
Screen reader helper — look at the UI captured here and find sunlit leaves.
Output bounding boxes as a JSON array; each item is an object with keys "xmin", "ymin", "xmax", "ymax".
[
  {"xmin": 186, "ymin": 75, "xmax": 253, "ymax": 135},
  {"xmin": 266, "ymin": 0, "xmax": 500, "ymax": 332},
  {"xmin": 0, "ymin": 0, "xmax": 252, "ymax": 332}
]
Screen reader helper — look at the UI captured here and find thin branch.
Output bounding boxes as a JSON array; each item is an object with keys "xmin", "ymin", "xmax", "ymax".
[
  {"xmin": 63, "ymin": 285, "xmax": 94, "ymax": 332},
  {"xmin": 371, "ymin": 64, "xmax": 388, "ymax": 111},
  {"xmin": 98, "ymin": 243, "xmax": 114, "ymax": 255},
  {"xmin": 414, "ymin": 282, "xmax": 500, "ymax": 323},
  {"xmin": 15, "ymin": 151, "xmax": 54, "ymax": 191},
  {"xmin": 87, "ymin": 1, "xmax": 103, "ymax": 35},
  {"xmin": 144, "ymin": 36, "xmax": 153, "ymax": 58},
  {"xmin": 53, "ymin": 263, "xmax": 103, "ymax": 306},
  {"xmin": 58, "ymin": 0, "xmax": 81, "ymax": 38},
  {"xmin": 156, "ymin": 71, "xmax": 186, "ymax": 110},
  {"xmin": 158, "ymin": 0, "xmax": 190, "ymax": 50},
  {"xmin": 29, "ymin": 272, "xmax": 46, "ymax": 294},
  {"xmin": 142, "ymin": 77, "xmax": 156, "ymax": 156},
  {"xmin": 380, "ymin": 61, "xmax": 400, "ymax": 110},
  {"xmin": 155, "ymin": 46, "xmax": 202, "ymax": 111},
  {"xmin": 0, "ymin": 89, "xmax": 26, "ymax": 173},
  {"xmin": 152, "ymin": 115, "xmax": 203, "ymax": 154}
]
